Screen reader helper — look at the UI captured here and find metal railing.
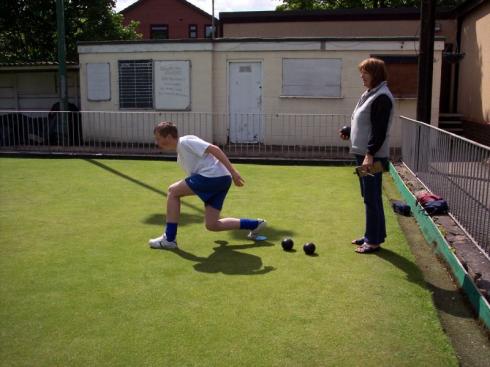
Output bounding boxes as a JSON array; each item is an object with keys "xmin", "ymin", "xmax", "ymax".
[
  {"xmin": 0, "ymin": 110, "xmax": 360, "ymax": 160},
  {"xmin": 401, "ymin": 116, "xmax": 490, "ymax": 255}
]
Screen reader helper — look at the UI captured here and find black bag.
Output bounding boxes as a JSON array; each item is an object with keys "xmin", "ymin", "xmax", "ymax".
[
  {"xmin": 392, "ymin": 201, "xmax": 411, "ymax": 216},
  {"xmin": 423, "ymin": 199, "xmax": 449, "ymax": 216}
]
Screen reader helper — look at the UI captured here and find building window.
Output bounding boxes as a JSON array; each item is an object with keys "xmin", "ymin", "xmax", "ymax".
[
  {"xmin": 282, "ymin": 58, "xmax": 342, "ymax": 97},
  {"xmin": 118, "ymin": 60, "xmax": 153, "ymax": 109},
  {"xmin": 373, "ymin": 55, "xmax": 418, "ymax": 98},
  {"xmin": 204, "ymin": 24, "xmax": 215, "ymax": 38},
  {"xmin": 189, "ymin": 24, "xmax": 197, "ymax": 38},
  {"xmin": 150, "ymin": 24, "xmax": 168, "ymax": 39}
]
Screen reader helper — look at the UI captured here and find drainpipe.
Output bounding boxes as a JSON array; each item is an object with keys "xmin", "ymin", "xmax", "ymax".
[
  {"xmin": 212, "ymin": 0, "xmax": 215, "ymax": 38},
  {"xmin": 452, "ymin": 15, "xmax": 463, "ymax": 114},
  {"xmin": 416, "ymin": 0, "xmax": 436, "ymax": 125}
]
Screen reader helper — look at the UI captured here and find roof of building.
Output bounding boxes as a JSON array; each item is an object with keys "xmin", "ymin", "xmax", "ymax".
[
  {"xmin": 120, "ymin": 0, "xmax": 219, "ymax": 22},
  {"xmin": 452, "ymin": 0, "xmax": 488, "ymax": 18},
  {"xmin": 219, "ymin": 7, "xmax": 456, "ymax": 23},
  {"xmin": 219, "ymin": 0, "xmax": 489, "ymax": 23},
  {"xmin": 0, "ymin": 61, "xmax": 78, "ymax": 67},
  {"xmin": 0, "ymin": 61, "xmax": 79, "ymax": 71}
]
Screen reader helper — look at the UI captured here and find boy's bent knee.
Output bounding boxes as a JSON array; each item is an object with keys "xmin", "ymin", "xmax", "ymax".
[
  {"xmin": 168, "ymin": 180, "xmax": 192, "ymax": 198},
  {"xmin": 168, "ymin": 183, "xmax": 180, "ymax": 197}
]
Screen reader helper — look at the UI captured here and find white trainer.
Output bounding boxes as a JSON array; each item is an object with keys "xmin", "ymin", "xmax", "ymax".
[
  {"xmin": 148, "ymin": 234, "xmax": 177, "ymax": 249},
  {"xmin": 247, "ymin": 219, "xmax": 267, "ymax": 240}
]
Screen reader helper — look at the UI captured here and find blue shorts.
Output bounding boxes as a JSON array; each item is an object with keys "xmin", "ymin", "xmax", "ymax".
[{"xmin": 185, "ymin": 174, "xmax": 232, "ymax": 210}]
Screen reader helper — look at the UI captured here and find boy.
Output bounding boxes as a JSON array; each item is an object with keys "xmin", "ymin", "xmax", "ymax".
[{"xmin": 149, "ymin": 121, "xmax": 267, "ymax": 249}]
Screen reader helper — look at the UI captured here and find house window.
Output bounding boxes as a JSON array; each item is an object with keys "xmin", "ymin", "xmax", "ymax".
[
  {"xmin": 118, "ymin": 60, "xmax": 153, "ymax": 109},
  {"xmin": 150, "ymin": 24, "xmax": 168, "ymax": 39},
  {"xmin": 189, "ymin": 24, "xmax": 197, "ymax": 38},
  {"xmin": 282, "ymin": 58, "xmax": 342, "ymax": 97},
  {"xmin": 204, "ymin": 25, "xmax": 215, "ymax": 38},
  {"xmin": 373, "ymin": 55, "xmax": 418, "ymax": 98}
]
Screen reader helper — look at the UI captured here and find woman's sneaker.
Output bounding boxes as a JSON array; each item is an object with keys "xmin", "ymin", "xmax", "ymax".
[
  {"xmin": 148, "ymin": 234, "xmax": 177, "ymax": 249},
  {"xmin": 247, "ymin": 219, "xmax": 267, "ymax": 240}
]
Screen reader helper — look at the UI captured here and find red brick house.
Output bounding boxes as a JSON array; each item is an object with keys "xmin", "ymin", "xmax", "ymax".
[{"xmin": 121, "ymin": 0, "xmax": 219, "ymax": 39}]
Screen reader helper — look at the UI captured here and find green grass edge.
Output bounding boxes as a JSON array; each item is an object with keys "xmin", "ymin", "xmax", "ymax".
[{"xmin": 388, "ymin": 162, "xmax": 490, "ymax": 330}]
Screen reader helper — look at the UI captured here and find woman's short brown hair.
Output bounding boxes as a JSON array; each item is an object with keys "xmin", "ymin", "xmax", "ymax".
[
  {"xmin": 358, "ymin": 58, "xmax": 388, "ymax": 88},
  {"xmin": 153, "ymin": 121, "xmax": 178, "ymax": 138}
]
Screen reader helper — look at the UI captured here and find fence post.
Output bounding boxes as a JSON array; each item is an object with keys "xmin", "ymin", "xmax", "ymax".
[{"xmin": 415, "ymin": 123, "xmax": 421, "ymax": 173}]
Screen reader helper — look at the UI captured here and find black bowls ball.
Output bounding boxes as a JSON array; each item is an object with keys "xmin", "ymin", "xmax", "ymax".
[
  {"xmin": 303, "ymin": 242, "xmax": 316, "ymax": 255},
  {"xmin": 340, "ymin": 125, "xmax": 351, "ymax": 138},
  {"xmin": 281, "ymin": 238, "xmax": 294, "ymax": 251}
]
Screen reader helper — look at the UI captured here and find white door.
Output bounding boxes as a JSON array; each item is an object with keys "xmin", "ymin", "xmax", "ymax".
[{"xmin": 229, "ymin": 62, "xmax": 262, "ymax": 143}]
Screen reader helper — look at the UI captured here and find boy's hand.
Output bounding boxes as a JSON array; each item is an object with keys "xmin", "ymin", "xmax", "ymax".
[
  {"xmin": 206, "ymin": 145, "xmax": 244, "ymax": 186},
  {"xmin": 231, "ymin": 170, "xmax": 244, "ymax": 187}
]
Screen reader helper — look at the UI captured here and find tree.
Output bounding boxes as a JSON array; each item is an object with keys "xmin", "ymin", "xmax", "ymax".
[
  {"xmin": 0, "ymin": 0, "xmax": 140, "ymax": 63},
  {"xmin": 275, "ymin": 0, "xmax": 465, "ymax": 11}
]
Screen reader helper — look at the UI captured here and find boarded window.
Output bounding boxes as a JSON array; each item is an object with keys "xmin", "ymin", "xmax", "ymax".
[
  {"xmin": 87, "ymin": 63, "xmax": 110, "ymax": 101},
  {"xmin": 282, "ymin": 59, "xmax": 342, "ymax": 97},
  {"xmin": 118, "ymin": 60, "xmax": 153, "ymax": 109},
  {"xmin": 373, "ymin": 55, "xmax": 418, "ymax": 98}
]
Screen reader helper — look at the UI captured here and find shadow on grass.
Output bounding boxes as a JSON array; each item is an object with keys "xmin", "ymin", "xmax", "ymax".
[
  {"xmin": 144, "ymin": 213, "xmax": 202, "ymax": 227},
  {"xmin": 228, "ymin": 225, "xmax": 296, "ymax": 242},
  {"xmin": 168, "ymin": 240, "xmax": 276, "ymax": 275},
  {"xmin": 376, "ymin": 248, "xmax": 427, "ymax": 288},
  {"xmin": 144, "ymin": 211, "xmax": 296, "ymax": 241},
  {"xmin": 85, "ymin": 159, "xmax": 203, "ymax": 213},
  {"xmin": 377, "ymin": 248, "xmax": 472, "ymax": 318}
]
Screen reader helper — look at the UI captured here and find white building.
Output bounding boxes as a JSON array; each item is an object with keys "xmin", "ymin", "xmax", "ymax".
[{"xmin": 77, "ymin": 37, "xmax": 444, "ymax": 148}]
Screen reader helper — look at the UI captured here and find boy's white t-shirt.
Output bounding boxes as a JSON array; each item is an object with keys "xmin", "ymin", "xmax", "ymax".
[{"xmin": 177, "ymin": 135, "xmax": 230, "ymax": 177}]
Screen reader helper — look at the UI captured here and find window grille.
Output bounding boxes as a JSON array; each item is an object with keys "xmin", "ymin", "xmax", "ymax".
[{"xmin": 118, "ymin": 60, "xmax": 153, "ymax": 109}]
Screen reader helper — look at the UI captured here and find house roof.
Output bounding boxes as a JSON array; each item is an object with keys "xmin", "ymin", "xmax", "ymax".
[
  {"xmin": 120, "ymin": 0, "xmax": 219, "ymax": 22},
  {"xmin": 451, "ymin": 0, "xmax": 488, "ymax": 18},
  {"xmin": 0, "ymin": 61, "xmax": 79, "ymax": 71},
  {"xmin": 219, "ymin": 7, "xmax": 455, "ymax": 23},
  {"xmin": 0, "ymin": 61, "xmax": 78, "ymax": 67}
]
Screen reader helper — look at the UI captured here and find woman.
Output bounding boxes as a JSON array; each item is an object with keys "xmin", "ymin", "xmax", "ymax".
[{"xmin": 340, "ymin": 58, "xmax": 394, "ymax": 254}]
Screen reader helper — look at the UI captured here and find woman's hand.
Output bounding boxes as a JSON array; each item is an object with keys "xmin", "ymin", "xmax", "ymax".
[
  {"xmin": 339, "ymin": 126, "xmax": 350, "ymax": 140},
  {"xmin": 362, "ymin": 153, "xmax": 374, "ymax": 169},
  {"xmin": 339, "ymin": 132, "xmax": 349, "ymax": 141}
]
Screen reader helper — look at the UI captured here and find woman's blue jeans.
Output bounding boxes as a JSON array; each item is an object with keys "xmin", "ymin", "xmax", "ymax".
[{"xmin": 355, "ymin": 155, "xmax": 388, "ymax": 245}]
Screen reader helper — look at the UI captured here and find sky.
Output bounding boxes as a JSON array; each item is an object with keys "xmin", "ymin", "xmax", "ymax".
[{"xmin": 115, "ymin": 0, "xmax": 283, "ymax": 16}]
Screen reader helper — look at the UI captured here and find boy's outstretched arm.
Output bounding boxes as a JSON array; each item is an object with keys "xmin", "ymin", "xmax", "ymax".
[{"xmin": 205, "ymin": 144, "xmax": 244, "ymax": 186}]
